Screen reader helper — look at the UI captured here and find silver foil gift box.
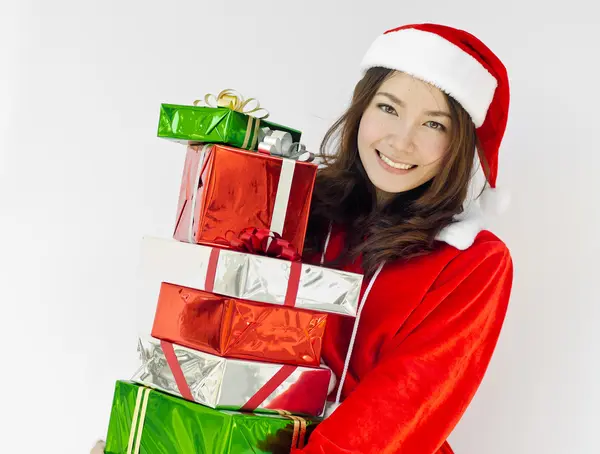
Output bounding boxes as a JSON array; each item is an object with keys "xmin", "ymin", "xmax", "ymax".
[
  {"xmin": 132, "ymin": 336, "xmax": 333, "ymax": 417},
  {"xmin": 140, "ymin": 236, "xmax": 363, "ymax": 317}
]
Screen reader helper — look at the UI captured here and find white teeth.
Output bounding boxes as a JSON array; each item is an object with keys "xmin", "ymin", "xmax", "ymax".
[{"xmin": 378, "ymin": 151, "xmax": 415, "ymax": 170}]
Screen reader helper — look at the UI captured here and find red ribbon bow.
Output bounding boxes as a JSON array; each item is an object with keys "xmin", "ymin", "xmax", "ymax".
[
  {"xmin": 209, "ymin": 227, "xmax": 303, "ymax": 308},
  {"xmin": 218, "ymin": 227, "xmax": 301, "ymax": 262}
]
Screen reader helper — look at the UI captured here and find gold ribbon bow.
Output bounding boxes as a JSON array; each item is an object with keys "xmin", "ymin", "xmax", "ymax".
[{"xmin": 194, "ymin": 89, "xmax": 270, "ymax": 119}]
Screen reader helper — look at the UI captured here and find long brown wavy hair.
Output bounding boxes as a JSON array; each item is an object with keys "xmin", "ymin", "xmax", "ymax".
[{"xmin": 304, "ymin": 67, "xmax": 486, "ymax": 277}]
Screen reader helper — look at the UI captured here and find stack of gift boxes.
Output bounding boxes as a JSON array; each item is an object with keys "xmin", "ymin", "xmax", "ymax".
[{"xmin": 103, "ymin": 91, "xmax": 364, "ymax": 454}]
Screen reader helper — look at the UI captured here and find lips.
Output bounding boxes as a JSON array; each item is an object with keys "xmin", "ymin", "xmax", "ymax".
[{"xmin": 376, "ymin": 150, "xmax": 416, "ymax": 170}]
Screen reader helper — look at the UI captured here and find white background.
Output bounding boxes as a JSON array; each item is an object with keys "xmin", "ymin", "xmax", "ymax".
[{"xmin": 1, "ymin": 1, "xmax": 598, "ymax": 453}]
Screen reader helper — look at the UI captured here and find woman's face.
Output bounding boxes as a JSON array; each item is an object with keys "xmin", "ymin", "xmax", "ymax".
[{"xmin": 357, "ymin": 72, "xmax": 452, "ymax": 199}]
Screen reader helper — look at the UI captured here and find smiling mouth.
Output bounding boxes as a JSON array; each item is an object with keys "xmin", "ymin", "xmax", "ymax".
[{"xmin": 376, "ymin": 150, "xmax": 417, "ymax": 170}]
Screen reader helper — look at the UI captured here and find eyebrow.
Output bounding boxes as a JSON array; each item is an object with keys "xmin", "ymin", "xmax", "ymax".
[{"xmin": 376, "ymin": 91, "xmax": 452, "ymax": 119}]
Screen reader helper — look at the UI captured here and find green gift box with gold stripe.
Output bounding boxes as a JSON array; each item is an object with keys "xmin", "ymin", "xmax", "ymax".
[
  {"xmin": 157, "ymin": 103, "xmax": 302, "ymax": 151},
  {"xmin": 105, "ymin": 381, "xmax": 318, "ymax": 454}
]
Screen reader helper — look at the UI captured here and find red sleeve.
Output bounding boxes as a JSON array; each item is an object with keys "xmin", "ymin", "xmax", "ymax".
[{"xmin": 292, "ymin": 241, "xmax": 513, "ymax": 454}]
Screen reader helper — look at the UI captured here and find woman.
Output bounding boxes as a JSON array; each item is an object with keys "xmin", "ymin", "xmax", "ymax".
[
  {"xmin": 291, "ymin": 23, "xmax": 513, "ymax": 453},
  {"xmin": 92, "ymin": 22, "xmax": 513, "ymax": 454}
]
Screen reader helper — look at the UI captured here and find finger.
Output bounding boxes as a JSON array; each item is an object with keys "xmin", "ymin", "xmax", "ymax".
[{"xmin": 90, "ymin": 440, "xmax": 106, "ymax": 454}]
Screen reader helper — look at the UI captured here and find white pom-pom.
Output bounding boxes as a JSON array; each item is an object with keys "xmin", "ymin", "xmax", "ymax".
[{"xmin": 480, "ymin": 187, "xmax": 511, "ymax": 216}]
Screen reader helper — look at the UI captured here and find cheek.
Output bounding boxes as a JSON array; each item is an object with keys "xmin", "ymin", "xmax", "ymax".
[
  {"xmin": 358, "ymin": 109, "xmax": 385, "ymax": 147},
  {"xmin": 417, "ymin": 135, "xmax": 450, "ymax": 165}
]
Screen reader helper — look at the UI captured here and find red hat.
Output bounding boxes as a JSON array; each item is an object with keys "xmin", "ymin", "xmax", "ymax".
[{"xmin": 360, "ymin": 23, "xmax": 510, "ymax": 213}]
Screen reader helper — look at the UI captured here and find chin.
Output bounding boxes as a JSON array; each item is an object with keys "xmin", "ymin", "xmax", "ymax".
[
  {"xmin": 376, "ymin": 183, "xmax": 419, "ymax": 194},
  {"xmin": 370, "ymin": 172, "xmax": 421, "ymax": 194}
]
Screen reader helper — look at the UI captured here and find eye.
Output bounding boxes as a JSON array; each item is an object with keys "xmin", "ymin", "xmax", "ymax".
[
  {"xmin": 377, "ymin": 103, "xmax": 397, "ymax": 115},
  {"xmin": 425, "ymin": 121, "xmax": 447, "ymax": 132}
]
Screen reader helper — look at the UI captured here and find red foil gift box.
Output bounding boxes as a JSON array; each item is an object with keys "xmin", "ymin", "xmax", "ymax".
[
  {"xmin": 151, "ymin": 282, "xmax": 327, "ymax": 367},
  {"xmin": 174, "ymin": 144, "xmax": 317, "ymax": 254}
]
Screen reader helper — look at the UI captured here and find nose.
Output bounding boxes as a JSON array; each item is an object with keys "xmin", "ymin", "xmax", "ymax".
[{"xmin": 386, "ymin": 123, "xmax": 416, "ymax": 154}]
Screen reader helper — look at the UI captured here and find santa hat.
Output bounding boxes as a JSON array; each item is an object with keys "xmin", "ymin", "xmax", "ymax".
[{"xmin": 360, "ymin": 23, "xmax": 510, "ymax": 217}]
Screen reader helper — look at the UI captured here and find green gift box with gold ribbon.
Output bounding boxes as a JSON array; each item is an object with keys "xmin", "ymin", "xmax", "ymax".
[
  {"xmin": 158, "ymin": 90, "xmax": 302, "ymax": 150},
  {"xmin": 105, "ymin": 381, "xmax": 318, "ymax": 454}
]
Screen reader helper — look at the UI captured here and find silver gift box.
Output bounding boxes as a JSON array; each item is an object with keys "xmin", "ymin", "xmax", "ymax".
[
  {"xmin": 132, "ymin": 336, "xmax": 332, "ymax": 417},
  {"xmin": 139, "ymin": 236, "xmax": 363, "ymax": 316}
]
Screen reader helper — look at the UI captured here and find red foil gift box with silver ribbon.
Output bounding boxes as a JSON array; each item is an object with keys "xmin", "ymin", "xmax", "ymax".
[
  {"xmin": 132, "ymin": 336, "xmax": 332, "ymax": 417},
  {"xmin": 173, "ymin": 143, "xmax": 317, "ymax": 255}
]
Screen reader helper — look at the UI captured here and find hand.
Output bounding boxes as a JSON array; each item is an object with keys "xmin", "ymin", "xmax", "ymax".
[{"xmin": 90, "ymin": 440, "xmax": 105, "ymax": 454}]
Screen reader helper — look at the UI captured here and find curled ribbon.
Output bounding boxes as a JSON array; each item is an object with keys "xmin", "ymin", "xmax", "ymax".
[
  {"xmin": 286, "ymin": 142, "xmax": 315, "ymax": 162},
  {"xmin": 258, "ymin": 128, "xmax": 315, "ymax": 162},
  {"xmin": 216, "ymin": 227, "xmax": 301, "ymax": 262},
  {"xmin": 193, "ymin": 89, "xmax": 270, "ymax": 119},
  {"xmin": 258, "ymin": 129, "xmax": 293, "ymax": 156}
]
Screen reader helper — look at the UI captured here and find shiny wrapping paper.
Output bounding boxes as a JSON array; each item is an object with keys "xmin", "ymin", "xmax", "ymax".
[
  {"xmin": 158, "ymin": 103, "xmax": 302, "ymax": 150},
  {"xmin": 173, "ymin": 144, "xmax": 317, "ymax": 254},
  {"xmin": 106, "ymin": 381, "xmax": 319, "ymax": 454},
  {"xmin": 132, "ymin": 337, "xmax": 331, "ymax": 417},
  {"xmin": 140, "ymin": 236, "xmax": 363, "ymax": 317},
  {"xmin": 151, "ymin": 282, "xmax": 326, "ymax": 367}
]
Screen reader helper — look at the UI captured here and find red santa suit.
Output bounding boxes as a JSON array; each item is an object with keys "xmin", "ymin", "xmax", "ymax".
[
  {"xmin": 292, "ymin": 222, "xmax": 513, "ymax": 454},
  {"xmin": 292, "ymin": 22, "xmax": 513, "ymax": 453}
]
